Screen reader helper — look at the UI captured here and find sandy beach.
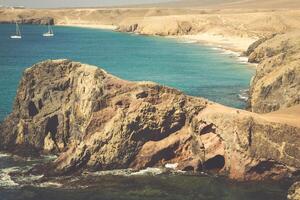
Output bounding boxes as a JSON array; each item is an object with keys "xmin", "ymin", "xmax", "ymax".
[
  {"xmin": 178, "ymin": 34, "xmax": 257, "ymax": 53},
  {"xmin": 57, "ymin": 23, "xmax": 117, "ymax": 30},
  {"xmin": 57, "ymin": 23, "xmax": 256, "ymax": 63},
  {"xmin": 58, "ymin": 22, "xmax": 255, "ymax": 53}
]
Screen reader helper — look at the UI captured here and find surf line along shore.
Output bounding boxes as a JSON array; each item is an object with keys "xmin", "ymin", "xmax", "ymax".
[{"xmin": 57, "ymin": 22, "xmax": 256, "ymax": 66}]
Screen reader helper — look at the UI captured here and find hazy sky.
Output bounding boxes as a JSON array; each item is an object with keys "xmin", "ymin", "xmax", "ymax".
[{"xmin": 0, "ymin": 0, "xmax": 173, "ymax": 8}]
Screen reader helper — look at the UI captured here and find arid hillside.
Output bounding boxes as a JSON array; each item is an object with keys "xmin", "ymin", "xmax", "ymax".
[{"xmin": 157, "ymin": 0, "xmax": 300, "ymax": 9}]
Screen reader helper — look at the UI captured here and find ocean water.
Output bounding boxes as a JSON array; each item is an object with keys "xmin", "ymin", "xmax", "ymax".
[
  {"xmin": 0, "ymin": 24, "xmax": 275, "ymax": 200},
  {"xmin": 0, "ymin": 24, "xmax": 254, "ymax": 121},
  {"xmin": 0, "ymin": 152, "xmax": 292, "ymax": 200}
]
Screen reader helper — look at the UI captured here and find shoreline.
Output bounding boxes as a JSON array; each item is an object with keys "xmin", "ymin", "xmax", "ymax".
[
  {"xmin": 172, "ymin": 36, "xmax": 257, "ymax": 67},
  {"xmin": 56, "ymin": 23, "xmax": 117, "ymax": 30},
  {"xmin": 55, "ymin": 23, "xmax": 257, "ymax": 104},
  {"xmin": 56, "ymin": 23, "xmax": 257, "ymax": 67},
  {"xmin": 169, "ymin": 34, "xmax": 258, "ymax": 68}
]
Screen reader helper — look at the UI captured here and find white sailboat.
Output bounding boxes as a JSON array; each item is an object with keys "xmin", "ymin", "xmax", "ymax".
[
  {"xmin": 10, "ymin": 22, "xmax": 22, "ymax": 39},
  {"xmin": 43, "ymin": 24, "xmax": 54, "ymax": 37}
]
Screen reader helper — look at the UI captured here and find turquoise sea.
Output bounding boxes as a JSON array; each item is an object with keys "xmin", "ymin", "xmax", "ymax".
[
  {"xmin": 0, "ymin": 24, "xmax": 288, "ymax": 200},
  {"xmin": 0, "ymin": 24, "xmax": 254, "ymax": 121}
]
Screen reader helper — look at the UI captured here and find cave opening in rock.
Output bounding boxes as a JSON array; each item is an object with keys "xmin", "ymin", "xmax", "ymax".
[
  {"xmin": 203, "ymin": 155, "xmax": 225, "ymax": 171},
  {"xmin": 146, "ymin": 145, "xmax": 178, "ymax": 167},
  {"xmin": 183, "ymin": 166, "xmax": 194, "ymax": 171},
  {"xmin": 249, "ymin": 160, "xmax": 276, "ymax": 174},
  {"xmin": 28, "ymin": 101, "xmax": 38, "ymax": 117},
  {"xmin": 45, "ymin": 115, "xmax": 59, "ymax": 140}
]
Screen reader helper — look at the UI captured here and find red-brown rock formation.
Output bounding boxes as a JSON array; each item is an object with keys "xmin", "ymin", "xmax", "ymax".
[{"xmin": 0, "ymin": 60, "xmax": 299, "ymax": 180}]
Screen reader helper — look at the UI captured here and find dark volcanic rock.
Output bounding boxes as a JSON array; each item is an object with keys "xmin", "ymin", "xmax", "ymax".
[{"xmin": 0, "ymin": 60, "xmax": 299, "ymax": 180}]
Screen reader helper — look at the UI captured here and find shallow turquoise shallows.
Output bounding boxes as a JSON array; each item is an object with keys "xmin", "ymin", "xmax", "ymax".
[{"xmin": 0, "ymin": 24, "xmax": 254, "ymax": 120}]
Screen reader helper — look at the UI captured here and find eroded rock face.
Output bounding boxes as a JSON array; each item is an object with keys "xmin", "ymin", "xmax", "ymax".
[
  {"xmin": 117, "ymin": 20, "xmax": 193, "ymax": 36},
  {"xmin": 0, "ymin": 60, "xmax": 105, "ymax": 153},
  {"xmin": 0, "ymin": 17, "xmax": 54, "ymax": 25},
  {"xmin": 247, "ymin": 32, "xmax": 300, "ymax": 113},
  {"xmin": 0, "ymin": 60, "xmax": 299, "ymax": 180}
]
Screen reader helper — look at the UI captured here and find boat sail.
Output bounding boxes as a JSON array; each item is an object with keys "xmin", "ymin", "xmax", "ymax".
[
  {"xmin": 43, "ymin": 24, "xmax": 54, "ymax": 37},
  {"xmin": 10, "ymin": 22, "xmax": 22, "ymax": 39}
]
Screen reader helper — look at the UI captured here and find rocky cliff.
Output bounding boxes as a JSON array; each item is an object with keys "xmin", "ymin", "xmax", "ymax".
[
  {"xmin": 0, "ymin": 60, "xmax": 299, "ymax": 181},
  {"xmin": 0, "ymin": 17, "xmax": 54, "ymax": 25},
  {"xmin": 246, "ymin": 32, "xmax": 300, "ymax": 113}
]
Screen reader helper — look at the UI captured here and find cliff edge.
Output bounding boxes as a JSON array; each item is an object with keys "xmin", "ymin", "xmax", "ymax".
[{"xmin": 246, "ymin": 32, "xmax": 300, "ymax": 113}]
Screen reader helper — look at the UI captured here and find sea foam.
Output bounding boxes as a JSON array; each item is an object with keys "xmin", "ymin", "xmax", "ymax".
[
  {"xmin": 0, "ymin": 152, "xmax": 10, "ymax": 158},
  {"xmin": 238, "ymin": 89, "xmax": 250, "ymax": 102},
  {"xmin": 0, "ymin": 167, "xmax": 20, "ymax": 188},
  {"xmin": 130, "ymin": 168, "xmax": 164, "ymax": 176}
]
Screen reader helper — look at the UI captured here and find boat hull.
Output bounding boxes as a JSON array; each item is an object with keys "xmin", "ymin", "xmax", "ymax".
[
  {"xmin": 10, "ymin": 36, "xmax": 22, "ymax": 39},
  {"xmin": 43, "ymin": 33, "xmax": 54, "ymax": 37}
]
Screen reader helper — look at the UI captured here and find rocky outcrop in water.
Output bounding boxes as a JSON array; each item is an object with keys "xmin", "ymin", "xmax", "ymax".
[
  {"xmin": 247, "ymin": 32, "xmax": 300, "ymax": 113},
  {"xmin": 0, "ymin": 60, "xmax": 299, "ymax": 180}
]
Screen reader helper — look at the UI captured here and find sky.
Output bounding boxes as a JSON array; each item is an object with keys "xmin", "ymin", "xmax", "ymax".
[{"xmin": 0, "ymin": 0, "xmax": 173, "ymax": 8}]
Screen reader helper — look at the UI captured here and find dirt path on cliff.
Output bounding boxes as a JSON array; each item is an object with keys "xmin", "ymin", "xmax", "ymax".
[
  {"xmin": 204, "ymin": 103, "xmax": 300, "ymax": 129},
  {"xmin": 261, "ymin": 105, "xmax": 300, "ymax": 128}
]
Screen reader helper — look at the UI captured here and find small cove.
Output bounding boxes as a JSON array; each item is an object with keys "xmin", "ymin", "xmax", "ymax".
[{"xmin": 0, "ymin": 24, "xmax": 255, "ymax": 121}]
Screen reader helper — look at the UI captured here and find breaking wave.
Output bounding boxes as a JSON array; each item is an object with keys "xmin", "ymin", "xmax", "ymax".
[
  {"xmin": 36, "ymin": 181, "xmax": 63, "ymax": 188},
  {"xmin": 0, "ymin": 152, "xmax": 57, "ymax": 189},
  {"xmin": 1, "ymin": 152, "xmax": 185, "ymax": 189},
  {"xmin": 0, "ymin": 167, "xmax": 20, "ymax": 188},
  {"xmin": 180, "ymin": 40, "xmax": 198, "ymax": 44},
  {"xmin": 86, "ymin": 167, "xmax": 179, "ymax": 177},
  {"xmin": 0, "ymin": 152, "xmax": 10, "ymax": 158},
  {"xmin": 238, "ymin": 89, "xmax": 250, "ymax": 102},
  {"xmin": 237, "ymin": 56, "xmax": 249, "ymax": 64},
  {"xmin": 130, "ymin": 168, "xmax": 164, "ymax": 176}
]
